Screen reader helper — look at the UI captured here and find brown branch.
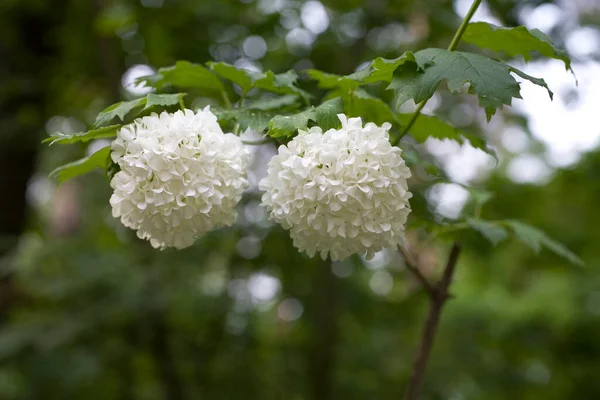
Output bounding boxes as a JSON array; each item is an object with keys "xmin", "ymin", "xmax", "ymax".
[
  {"xmin": 398, "ymin": 246, "xmax": 436, "ymax": 297},
  {"xmin": 403, "ymin": 243, "xmax": 461, "ymax": 400}
]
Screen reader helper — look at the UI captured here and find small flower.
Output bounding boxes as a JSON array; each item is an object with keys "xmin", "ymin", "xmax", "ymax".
[
  {"xmin": 259, "ymin": 114, "xmax": 412, "ymax": 261},
  {"xmin": 110, "ymin": 108, "xmax": 250, "ymax": 249}
]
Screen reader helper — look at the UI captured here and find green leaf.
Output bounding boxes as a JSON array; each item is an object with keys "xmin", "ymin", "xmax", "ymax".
[
  {"xmin": 351, "ymin": 52, "xmax": 420, "ymax": 84},
  {"xmin": 244, "ymin": 94, "xmax": 301, "ymax": 111},
  {"xmin": 306, "ymin": 69, "xmax": 362, "ymax": 92},
  {"xmin": 208, "ymin": 62, "xmax": 253, "ymax": 94},
  {"xmin": 268, "ymin": 111, "xmax": 316, "ymax": 138},
  {"xmin": 215, "ymin": 94, "xmax": 302, "ymax": 132},
  {"xmin": 94, "ymin": 93, "xmax": 188, "ymax": 128},
  {"xmin": 141, "ymin": 61, "xmax": 224, "ymax": 91},
  {"xmin": 43, "ymin": 125, "xmax": 120, "ymax": 145},
  {"xmin": 345, "ymin": 89, "xmax": 396, "ymax": 126},
  {"xmin": 144, "ymin": 93, "xmax": 186, "ymax": 110},
  {"xmin": 315, "ymin": 97, "xmax": 344, "ymax": 130},
  {"xmin": 267, "ymin": 97, "xmax": 344, "ymax": 138},
  {"xmin": 388, "ymin": 48, "xmax": 551, "ymax": 121},
  {"xmin": 94, "ymin": 97, "xmax": 146, "ymax": 128},
  {"xmin": 254, "ymin": 70, "xmax": 310, "ymax": 99},
  {"xmin": 509, "ymin": 66, "xmax": 553, "ymax": 100},
  {"xmin": 467, "ymin": 218, "xmax": 509, "ymax": 245},
  {"xmin": 505, "ymin": 220, "xmax": 583, "ymax": 265},
  {"xmin": 214, "ymin": 108, "xmax": 276, "ymax": 133},
  {"xmin": 209, "ymin": 63, "xmax": 308, "ymax": 99},
  {"xmin": 49, "ymin": 146, "xmax": 111, "ymax": 183},
  {"xmin": 462, "ymin": 22, "xmax": 572, "ymax": 71},
  {"xmin": 396, "ymin": 113, "xmax": 488, "ymax": 151},
  {"xmin": 305, "ymin": 52, "xmax": 418, "ymax": 91}
]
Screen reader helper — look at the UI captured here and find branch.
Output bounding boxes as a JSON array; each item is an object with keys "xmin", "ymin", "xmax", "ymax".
[
  {"xmin": 403, "ymin": 243, "xmax": 461, "ymax": 400},
  {"xmin": 399, "ymin": 2, "xmax": 480, "ymax": 392},
  {"xmin": 398, "ymin": 246, "xmax": 436, "ymax": 297}
]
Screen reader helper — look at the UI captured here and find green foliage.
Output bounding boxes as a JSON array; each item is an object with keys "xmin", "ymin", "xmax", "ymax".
[
  {"xmin": 307, "ymin": 52, "xmax": 419, "ymax": 90},
  {"xmin": 94, "ymin": 93, "xmax": 185, "ymax": 128},
  {"xmin": 214, "ymin": 108, "xmax": 276, "ymax": 133},
  {"xmin": 208, "ymin": 62, "xmax": 255, "ymax": 94},
  {"xmin": 344, "ymin": 89, "xmax": 396, "ymax": 126},
  {"xmin": 388, "ymin": 48, "xmax": 552, "ymax": 120},
  {"xmin": 351, "ymin": 52, "xmax": 420, "ymax": 83},
  {"xmin": 467, "ymin": 218, "xmax": 509, "ymax": 245},
  {"xmin": 396, "ymin": 113, "xmax": 487, "ymax": 151},
  {"xmin": 463, "ymin": 22, "xmax": 572, "ymax": 71},
  {"xmin": 254, "ymin": 70, "xmax": 308, "ymax": 98},
  {"xmin": 144, "ymin": 93, "xmax": 186, "ymax": 110},
  {"xmin": 466, "ymin": 218, "xmax": 583, "ymax": 265},
  {"xmin": 509, "ymin": 66, "xmax": 554, "ymax": 98},
  {"xmin": 506, "ymin": 220, "xmax": 584, "ymax": 265},
  {"xmin": 94, "ymin": 98, "xmax": 146, "ymax": 128},
  {"xmin": 49, "ymin": 146, "xmax": 111, "ymax": 183},
  {"xmin": 244, "ymin": 94, "xmax": 302, "ymax": 111},
  {"xmin": 306, "ymin": 69, "xmax": 362, "ymax": 92},
  {"xmin": 268, "ymin": 111, "xmax": 314, "ymax": 138},
  {"xmin": 267, "ymin": 97, "xmax": 344, "ymax": 137},
  {"xmin": 43, "ymin": 125, "xmax": 120, "ymax": 145},
  {"xmin": 139, "ymin": 61, "xmax": 224, "ymax": 92},
  {"xmin": 209, "ymin": 62, "xmax": 309, "ymax": 99}
]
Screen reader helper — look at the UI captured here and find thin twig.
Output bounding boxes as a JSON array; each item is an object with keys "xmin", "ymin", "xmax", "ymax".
[
  {"xmin": 398, "ymin": 246, "xmax": 436, "ymax": 297},
  {"xmin": 403, "ymin": 243, "xmax": 461, "ymax": 400},
  {"xmin": 447, "ymin": 0, "xmax": 483, "ymax": 52}
]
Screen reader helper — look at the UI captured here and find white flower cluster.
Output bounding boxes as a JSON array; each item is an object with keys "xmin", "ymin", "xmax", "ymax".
[
  {"xmin": 259, "ymin": 115, "xmax": 412, "ymax": 261},
  {"xmin": 110, "ymin": 108, "xmax": 249, "ymax": 249},
  {"xmin": 109, "ymin": 108, "xmax": 412, "ymax": 258}
]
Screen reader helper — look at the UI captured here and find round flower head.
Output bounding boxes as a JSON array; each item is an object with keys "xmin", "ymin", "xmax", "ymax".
[
  {"xmin": 110, "ymin": 108, "xmax": 250, "ymax": 249},
  {"xmin": 259, "ymin": 114, "xmax": 412, "ymax": 261}
]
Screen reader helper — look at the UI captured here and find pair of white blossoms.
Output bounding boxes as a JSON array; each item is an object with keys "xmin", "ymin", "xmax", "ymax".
[{"xmin": 110, "ymin": 108, "xmax": 413, "ymax": 261}]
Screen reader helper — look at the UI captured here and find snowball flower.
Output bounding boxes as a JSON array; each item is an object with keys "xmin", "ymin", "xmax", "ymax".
[
  {"xmin": 259, "ymin": 114, "xmax": 412, "ymax": 261},
  {"xmin": 110, "ymin": 108, "xmax": 250, "ymax": 249}
]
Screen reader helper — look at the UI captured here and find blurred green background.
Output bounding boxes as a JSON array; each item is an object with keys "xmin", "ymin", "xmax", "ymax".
[{"xmin": 1, "ymin": 0, "xmax": 599, "ymax": 399}]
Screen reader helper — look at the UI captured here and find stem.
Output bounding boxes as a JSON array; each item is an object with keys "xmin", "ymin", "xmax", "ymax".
[
  {"xmin": 242, "ymin": 138, "xmax": 271, "ymax": 146},
  {"xmin": 391, "ymin": 102, "xmax": 426, "ymax": 145},
  {"xmin": 392, "ymin": 0, "xmax": 482, "ymax": 145},
  {"xmin": 404, "ymin": 244, "xmax": 461, "ymax": 400},
  {"xmin": 221, "ymin": 90, "xmax": 232, "ymax": 109},
  {"xmin": 447, "ymin": 0, "xmax": 483, "ymax": 52}
]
